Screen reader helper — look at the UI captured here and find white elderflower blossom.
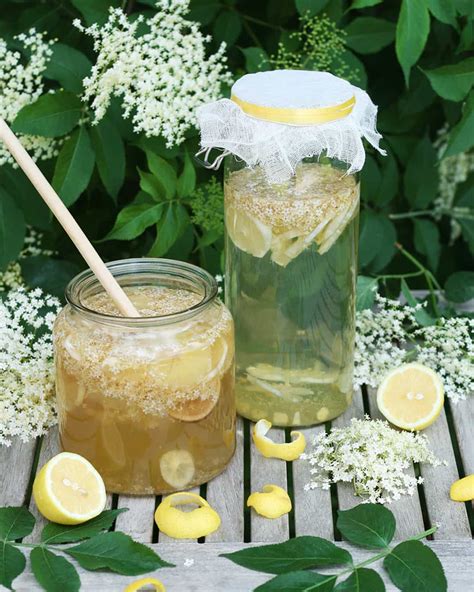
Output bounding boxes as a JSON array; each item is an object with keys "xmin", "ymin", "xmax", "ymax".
[
  {"xmin": 303, "ymin": 417, "xmax": 443, "ymax": 504},
  {"xmin": 0, "ymin": 287, "xmax": 61, "ymax": 445},
  {"xmin": 415, "ymin": 317, "xmax": 474, "ymax": 404},
  {"xmin": 0, "ymin": 29, "xmax": 59, "ymax": 166},
  {"xmin": 75, "ymin": 0, "xmax": 232, "ymax": 147}
]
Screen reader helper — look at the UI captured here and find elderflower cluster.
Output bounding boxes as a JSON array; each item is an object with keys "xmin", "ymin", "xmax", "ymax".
[
  {"xmin": 415, "ymin": 317, "xmax": 474, "ymax": 404},
  {"xmin": 75, "ymin": 0, "xmax": 232, "ymax": 147},
  {"xmin": 303, "ymin": 417, "xmax": 443, "ymax": 504},
  {"xmin": 0, "ymin": 29, "xmax": 59, "ymax": 166},
  {"xmin": 354, "ymin": 294, "xmax": 417, "ymax": 388},
  {"xmin": 0, "ymin": 288, "xmax": 61, "ymax": 446}
]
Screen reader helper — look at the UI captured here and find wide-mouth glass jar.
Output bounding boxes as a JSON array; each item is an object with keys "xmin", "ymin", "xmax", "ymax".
[
  {"xmin": 225, "ymin": 156, "xmax": 359, "ymax": 427},
  {"xmin": 53, "ymin": 258, "xmax": 235, "ymax": 494}
]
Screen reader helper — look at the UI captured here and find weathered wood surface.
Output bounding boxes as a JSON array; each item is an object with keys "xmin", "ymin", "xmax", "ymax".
[{"xmin": 10, "ymin": 541, "xmax": 474, "ymax": 591}]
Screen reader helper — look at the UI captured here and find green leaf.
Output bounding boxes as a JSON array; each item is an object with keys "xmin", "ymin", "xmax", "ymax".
[
  {"xmin": 221, "ymin": 536, "xmax": 352, "ymax": 575},
  {"xmin": 255, "ymin": 571, "xmax": 337, "ymax": 592},
  {"xmin": 71, "ymin": 0, "xmax": 120, "ymax": 26},
  {"xmin": 356, "ymin": 276, "xmax": 378, "ymax": 311},
  {"xmin": 44, "ymin": 43, "xmax": 92, "ymax": 93},
  {"xmin": 65, "ymin": 531, "xmax": 173, "ymax": 575},
  {"xmin": 376, "ymin": 154, "xmax": 400, "ymax": 207},
  {"xmin": 295, "ymin": 0, "xmax": 329, "ymax": 17},
  {"xmin": 12, "ymin": 92, "xmax": 82, "ymax": 137},
  {"xmin": 413, "ymin": 218, "xmax": 440, "ymax": 270},
  {"xmin": 41, "ymin": 509, "xmax": 127, "ymax": 544},
  {"xmin": 359, "ymin": 211, "xmax": 396, "ymax": 271},
  {"xmin": 337, "ymin": 504, "xmax": 396, "ymax": 549},
  {"xmin": 423, "ymin": 57, "xmax": 474, "ymax": 102},
  {"xmin": 138, "ymin": 169, "xmax": 165, "ymax": 202},
  {"xmin": 213, "ymin": 11, "xmax": 242, "ymax": 45},
  {"xmin": 31, "ymin": 547, "xmax": 80, "ymax": 592},
  {"xmin": 242, "ymin": 47, "xmax": 270, "ymax": 73},
  {"xmin": 349, "ymin": 0, "xmax": 382, "ymax": 9},
  {"xmin": 102, "ymin": 202, "xmax": 164, "ymax": 241},
  {"xmin": 403, "ymin": 136, "xmax": 438, "ymax": 208},
  {"xmin": 339, "ymin": 50, "xmax": 367, "ymax": 88},
  {"xmin": 361, "ymin": 155, "xmax": 381, "ymax": 204},
  {"xmin": 384, "ymin": 540, "xmax": 447, "ymax": 592},
  {"xmin": 1, "ymin": 166, "xmax": 51, "ymax": 230},
  {"xmin": 0, "ymin": 543, "xmax": 26, "ymax": 590},
  {"xmin": 52, "ymin": 127, "xmax": 95, "ymax": 207},
  {"xmin": 427, "ymin": 0, "xmax": 458, "ymax": 26},
  {"xmin": 145, "ymin": 152, "xmax": 177, "ymax": 200},
  {"xmin": 445, "ymin": 271, "xmax": 474, "ymax": 302},
  {"xmin": 0, "ymin": 507, "xmax": 35, "ymax": 540},
  {"xmin": 334, "ymin": 568, "xmax": 385, "ymax": 591},
  {"xmin": 396, "ymin": 0, "xmax": 430, "ymax": 85},
  {"xmin": 0, "ymin": 188, "xmax": 26, "ymax": 271},
  {"xmin": 401, "ymin": 279, "xmax": 435, "ymax": 326},
  {"xmin": 90, "ymin": 117, "xmax": 126, "ymax": 200},
  {"xmin": 21, "ymin": 256, "xmax": 81, "ymax": 298},
  {"xmin": 188, "ymin": 0, "xmax": 220, "ymax": 25},
  {"xmin": 346, "ymin": 17, "xmax": 395, "ymax": 54},
  {"xmin": 177, "ymin": 152, "xmax": 196, "ymax": 199},
  {"xmin": 443, "ymin": 91, "xmax": 474, "ymax": 158},
  {"xmin": 149, "ymin": 202, "xmax": 190, "ymax": 257}
]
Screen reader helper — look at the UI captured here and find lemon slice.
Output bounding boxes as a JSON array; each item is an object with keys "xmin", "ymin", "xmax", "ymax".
[
  {"xmin": 32, "ymin": 452, "xmax": 106, "ymax": 525},
  {"xmin": 247, "ymin": 363, "xmax": 335, "ymax": 385},
  {"xmin": 123, "ymin": 578, "xmax": 166, "ymax": 592},
  {"xmin": 450, "ymin": 475, "xmax": 474, "ymax": 502},
  {"xmin": 226, "ymin": 203, "xmax": 272, "ymax": 257},
  {"xmin": 155, "ymin": 347, "xmax": 214, "ymax": 389},
  {"xmin": 377, "ymin": 363, "xmax": 444, "ymax": 431},
  {"xmin": 317, "ymin": 193, "xmax": 359, "ymax": 255},
  {"xmin": 155, "ymin": 492, "xmax": 221, "ymax": 539},
  {"xmin": 247, "ymin": 484, "xmax": 292, "ymax": 519},
  {"xmin": 160, "ymin": 449, "xmax": 195, "ymax": 489},
  {"xmin": 168, "ymin": 395, "xmax": 217, "ymax": 422},
  {"xmin": 253, "ymin": 419, "xmax": 306, "ymax": 461}
]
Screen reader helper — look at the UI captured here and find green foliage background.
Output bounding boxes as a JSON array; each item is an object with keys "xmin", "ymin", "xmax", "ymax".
[{"xmin": 1, "ymin": 0, "xmax": 473, "ymax": 300}]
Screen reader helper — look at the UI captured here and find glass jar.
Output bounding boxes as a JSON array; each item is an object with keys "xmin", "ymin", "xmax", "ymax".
[
  {"xmin": 225, "ymin": 156, "xmax": 359, "ymax": 427},
  {"xmin": 53, "ymin": 258, "xmax": 235, "ymax": 494}
]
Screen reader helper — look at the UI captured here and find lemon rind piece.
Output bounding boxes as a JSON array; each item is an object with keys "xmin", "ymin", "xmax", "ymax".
[
  {"xmin": 123, "ymin": 577, "xmax": 166, "ymax": 592},
  {"xmin": 450, "ymin": 475, "xmax": 474, "ymax": 502},
  {"xmin": 154, "ymin": 492, "xmax": 221, "ymax": 539},
  {"xmin": 247, "ymin": 484, "xmax": 292, "ymax": 519},
  {"xmin": 252, "ymin": 419, "xmax": 306, "ymax": 461}
]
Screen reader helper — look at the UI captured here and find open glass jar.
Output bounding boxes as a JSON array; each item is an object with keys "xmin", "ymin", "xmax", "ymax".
[{"xmin": 53, "ymin": 259, "xmax": 235, "ymax": 494}]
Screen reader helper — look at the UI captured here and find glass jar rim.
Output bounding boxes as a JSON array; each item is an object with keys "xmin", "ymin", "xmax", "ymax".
[{"xmin": 65, "ymin": 258, "xmax": 219, "ymax": 327}]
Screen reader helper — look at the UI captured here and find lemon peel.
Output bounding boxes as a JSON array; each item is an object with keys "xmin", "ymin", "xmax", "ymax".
[
  {"xmin": 154, "ymin": 492, "xmax": 221, "ymax": 539},
  {"xmin": 123, "ymin": 577, "xmax": 166, "ymax": 592},
  {"xmin": 247, "ymin": 484, "xmax": 292, "ymax": 519},
  {"xmin": 253, "ymin": 419, "xmax": 306, "ymax": 461},
  {"xmin": 450, "ymin": 475, "xmax": 474, "ymax": 502}
]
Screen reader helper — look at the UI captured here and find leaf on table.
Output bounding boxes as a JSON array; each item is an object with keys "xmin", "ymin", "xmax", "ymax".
[
  {"xmin": 221, "ymin": 536, "xmax": 352, "ymax": 575},
  {"xmin": 12, "ymin": 91, "xmax": 82, "ymax": 137},
  {"xmin": 345, "ymin": 17, "xmax": 395, "ymax": 54},
  {"xmin": 356, "ymin": 276, "xmax": 378, "ymax": 311},
  {"xmin": 90, "ymin": 116, "xmax": 126, "ymax": 201},
  {"xmin": 334, "ymin": 568, "xmax": 385, "ymax": 591},
  {"xmin": 254, "ymin": 570, "xmax": 337, "ymax": 592},
  {"xmin": 44, "ymin": 43, "xmax": 92, "ymax": 93},
  {"xmin": 0, "ymin": 542, "xmax": 26, "ymax": 590},
  {"xmin": 336, "ymin": 504, "xmax": 396, "ymax": 549},
  {"xmin": 444, "ymin": 270, "xmax": 474, "ymax": 302},
  {"xmin": 101, "ymin": 202, "xmax": 164, "ymax": 241},
  {"xmin": 395, "ymin": 0, "xmax": 430, "ymax": 85},
  {"xmin": 384, "ymin": 540, "xmax": 447, "ymax": 592},
  {"xmin": 422, "ymin": 57, "xmax": 474, "ymax": 102},
  {"xmin": 41, "ymin": 509, "xmax": 128, "ymax": 544},
  {"xmin": 52, "ymin": 126, "xmax": 96, "ymax": 207},
  {"xmin": 443, "ymin": 91, "xmax": 474, "ymax": 158},
  {"xmin": 0, "ymin": 188, "xmax": 26, "ymax": 271},
  {"xmin": 31, "ymin": 547, "xmax": 80, "ymax": 592},
  {"xmin": 0, "ymin": 506, "xmax": 35, "ymax": 541},
  {"xmin": 413, "ymin": 218, "xmax": 441, "ymax": 271},
  {"xmin": 65, "ymin": 531, "xmax": 174, "ymax": 575},
  {"xmin": 145, "ymin": 152, "xmax": 177, "ymax": 200}
]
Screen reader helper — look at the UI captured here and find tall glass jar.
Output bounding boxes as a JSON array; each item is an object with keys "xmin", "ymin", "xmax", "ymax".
[
  {"xmin": 53, "ymin": 259, "xmax": 235, "ymax": 494},
  {"xmin": 225, "ymin": 157, "xmax": 359, "ymax": 427}
]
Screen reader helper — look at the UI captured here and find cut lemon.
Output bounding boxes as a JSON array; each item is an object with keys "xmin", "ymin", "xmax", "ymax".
[
  {"xmin": 168, "ymin": 395, "xmax": 217, "ymax": 422},
  {"xmin": 123, "ymin": 578, "xmax": 166, "ymax": 592},
  {"xmin": 253, "ymin": 419, "xmax": 306, "ymax": 461},
  {"xmin": 317, "ymin": 193, "xmax": 359, "ymax": 255},
  {"xmin": 377, "ymin": 363, "xmax": 444, "ymax": 431},
  {"xmin": 155, "ymin": 492, "xmax": 221, "ymax": 539},
  {"xmin": 32, "ymin": 452, "xmax": 106, "ymax": 525},
  {"xmin": 450, "ymin": 475, "xmax": 474, "ymax": 502},
  {"xmin": 160, "ymin": 450, "xmax": 195, "ymax": 490},
  {"xmin": 247, "ymin": 484, "xmax": 291, "ymax": 519},
  {"xmin": 226, "ymin": 204, "xmax": 272, "ymax": 257}
]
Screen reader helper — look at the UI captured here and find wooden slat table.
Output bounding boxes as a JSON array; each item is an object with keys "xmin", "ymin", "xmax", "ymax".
[{"xmin": 2, "ymin": 387, "xmax": 473, "ymax": 591}]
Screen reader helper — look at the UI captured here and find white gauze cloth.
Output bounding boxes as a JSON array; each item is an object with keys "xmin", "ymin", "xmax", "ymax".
[{"xmin": 197, "ymin": 70, "xmax": 385, "ymax": 183}]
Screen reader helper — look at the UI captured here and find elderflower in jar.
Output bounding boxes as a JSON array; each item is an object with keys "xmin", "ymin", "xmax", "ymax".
[{"xmin": 198, "ymin": 70, "xmax": 384, "ymax": 427}]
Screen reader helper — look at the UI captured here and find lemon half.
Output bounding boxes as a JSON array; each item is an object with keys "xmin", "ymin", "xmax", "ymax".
[
  {"xmin": 33, "ymin": 452, "xmax": 106, "ymax": 525},
  {"xmin": 377, "ymin": 363, "xmax": 444, "ymax": 431}
]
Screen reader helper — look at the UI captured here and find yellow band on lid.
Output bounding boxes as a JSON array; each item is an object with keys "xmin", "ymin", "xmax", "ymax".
[{"xmin": 231, "ymin": 93, "xmax": 355, "ymax": 125}]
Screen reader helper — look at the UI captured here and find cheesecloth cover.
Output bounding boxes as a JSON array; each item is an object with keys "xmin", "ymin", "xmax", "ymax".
[{"xmin": 197, "ymin": 70, "xmax": 385, "ymax": 183}]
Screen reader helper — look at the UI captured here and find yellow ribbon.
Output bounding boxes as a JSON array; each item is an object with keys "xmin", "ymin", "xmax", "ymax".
[{"xmin": 231, "ymin": 94, "xmax": 355, "ymax": 125}]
